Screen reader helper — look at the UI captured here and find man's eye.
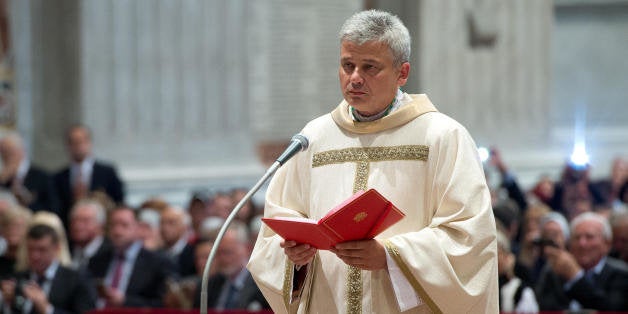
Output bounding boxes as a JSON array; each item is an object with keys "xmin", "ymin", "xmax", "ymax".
[
  {"xmin": 364, "ymin": 65, "xmax": 378, "ymax": 73},
  {"xmin": 343, "ymin": 63, "xmax": 354, "ymax": 71}
]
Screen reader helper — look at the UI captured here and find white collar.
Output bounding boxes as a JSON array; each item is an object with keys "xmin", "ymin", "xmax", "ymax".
[{"xmin": 16, "ymin": 159, "xmax": 30, "ymax": 182}]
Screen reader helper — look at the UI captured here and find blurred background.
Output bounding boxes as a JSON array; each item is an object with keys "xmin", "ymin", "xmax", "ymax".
[{"xmin": 0, "ymin": 0, "xmax": 626, "ymax": 207}]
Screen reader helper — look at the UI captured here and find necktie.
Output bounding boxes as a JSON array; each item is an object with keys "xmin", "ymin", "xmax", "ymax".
[
  {"xmin": 224, "ymin": 283, "xmax": 239, "ymax": 309},
  {"xmin": 73, "ymin": 166, "xmax": 87, "ymax": 202},
  {"xmin": 110, "ymin": 254, "xmax": 125, "ymax": 289}
]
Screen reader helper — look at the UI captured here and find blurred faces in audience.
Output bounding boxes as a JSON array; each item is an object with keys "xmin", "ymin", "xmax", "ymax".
[
  {"xmin": 188, "ymin": 192, "xmax": 212, "ymax": 236},
  {"xmin": 194, "ymin": 239, "xmax": 216, "ymax": 277},
  {"xmin": 209, "ymin": 192, "xmax": 233, "ymax": 219},
  {"xmin": 108, "ymin": 207, "xmax": 139, "ymax": 251},
  {"xmin": 69, "ymin": 200, "xmax": 105, "ymax": 247},
  {"xmin": 137, "ymin": 208, "xmax": 162, "ymax": 250},
  {"xmin": 66, "ymin": 126, "xmax": 93, "ymax": 163},
  {"xmin": 569, "ymin": 212, "xmax": 612, "ymax": 270},
  {"xmin": 160, "ymin": 206, "xmax": 190, "ymax": 247},
  {"xmin": 610, "ymin": 212, "xmax": 628, "ymax": 262},
  {"xmin": 215, "ymin": 222, "xmax": 249, "ymax": 278}
]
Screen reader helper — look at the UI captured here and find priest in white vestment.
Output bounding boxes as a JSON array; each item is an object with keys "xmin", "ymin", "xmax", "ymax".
[{"xmin": 248, "ymin": 9, "xmax": 499, "ymax": 314}]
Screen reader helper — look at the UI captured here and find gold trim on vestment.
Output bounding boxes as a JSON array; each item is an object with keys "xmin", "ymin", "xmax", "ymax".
[
  {"xmin": 346, "ymin": 162, "xmax": 370, "ymax": 314},
  {"xmin": 347, "ymin": 266, "xmax": 363, "ymax": 314},
  {"xmin": 384, "ymin": 240, "xmax": 443, "ymax": 314},
  {"xmin": 312, "ymin": 145, "xmax": 429, "ymax": 168},
  {"xmin": 283, "ymin": 259, "xmax": 293, "ymax": 310}
]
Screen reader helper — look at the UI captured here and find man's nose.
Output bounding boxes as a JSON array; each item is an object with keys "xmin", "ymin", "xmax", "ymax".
[{"xmin": 350, "ymin": 69, "xmax": 364, "ymax": 86}]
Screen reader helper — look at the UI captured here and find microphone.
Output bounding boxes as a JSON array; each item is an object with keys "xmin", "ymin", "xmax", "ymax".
[
  {"xmin": 200, "ymin": 133, "xmax": 309, "ymax": 314},
  {"xmin": 276, "ymin": 134, "xmax": 309, "ymax": 165}
]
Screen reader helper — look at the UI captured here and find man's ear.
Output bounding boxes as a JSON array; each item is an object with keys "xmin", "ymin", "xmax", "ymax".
[{"xmin": 397, "ymin": 62, "xmax": 410, "ymax": 86}]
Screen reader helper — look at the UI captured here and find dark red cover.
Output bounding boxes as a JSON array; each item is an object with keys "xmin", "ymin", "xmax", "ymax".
[{"xmin": 262, "ymin": 189, "xmax": 405, "ymax": 250}]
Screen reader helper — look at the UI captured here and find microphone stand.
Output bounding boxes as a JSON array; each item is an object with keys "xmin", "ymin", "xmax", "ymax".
[{"xmin": 200, "ymin": 161, "xmax": 281, "ymax": 314}]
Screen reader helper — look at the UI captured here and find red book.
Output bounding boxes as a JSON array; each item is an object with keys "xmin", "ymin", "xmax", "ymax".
[{"xmin": 262, "ymin": 189, "xmax": 405, "ymax": 250}]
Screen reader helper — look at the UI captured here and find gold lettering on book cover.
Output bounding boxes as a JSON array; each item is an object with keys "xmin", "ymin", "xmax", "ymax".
[
  {"xmin": 353, "ymin": 212, "xmax": 368, "ymax": 223},
  {"xmin": 310, "ymin": 145, "xmax": 429, "ymax": 314}
]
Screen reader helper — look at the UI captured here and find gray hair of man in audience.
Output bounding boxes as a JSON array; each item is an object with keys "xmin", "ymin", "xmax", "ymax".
[
  {"xmin": 225, "ymin": 220, "xmax": 250, "ymax": 245},
  {"xmin": 139, "ymin": 208, "xmax": 161, "ymax": 229},
  {"xmin": 200, "ymin": 216, "xmax": 225, "ymax": 241},
  {"xmin": 540, "ymin": 212, "xmax": 570, "ymax": 240},
  {"xmin": 69, "ymin": 199, "xmax": 107, "ymax": 226},
  {"xmin": 570, "ymin": 212, "xmax": 613, "ymax": 241},
  {"xmin": 338, "ymin": 9, "xmax": 411, "ymax": 67}
]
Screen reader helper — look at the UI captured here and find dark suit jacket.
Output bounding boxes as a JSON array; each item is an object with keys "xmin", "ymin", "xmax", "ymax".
[
  {"xmin": 2, "ymin": 165, "xmax": 59, "ymax": 214},
  {"xmin": 71, "ymin": 237, "xmax": 113, "ymax": 271},
  {"xmin": 54, "ymin": 161, "xmax": 125, "ymax": 227},
  {"xmin": 535, "ymin": 257, "xmax": 628, "ymax": 311},
  {"xmin": 194, "ymin": 271, "xmax": 269, "ymax": 310},
  {"xmin": 87, "ymin": 246, "xmax": 176, "ymax": 308},
  {"xmin": 160, "ymin": 243, "xmax": 196, "ymax": 278},
  {"xmin": 0, "ymin": 256, "xmax": 16, "ymax": 280},
  {"xmin": 8, "ymin": 265, "xmax": 96, "ymax": 314}
]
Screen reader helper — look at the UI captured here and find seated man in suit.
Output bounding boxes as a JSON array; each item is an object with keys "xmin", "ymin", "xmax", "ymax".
[
  {"xmin": 159, "ymin": 206, "xmax": 195, "ymax": 277},
  {"xmin": 0, "ymin": 224, "xmax": 96, "ymax": 314},
  {"xmin": 54, "ymin": 124, "xmax": 125, "ymax": 229},
  {"xmin": 68, "ymin": 199, "xmax": 112, "ymax": 270},
  {"xmin": 196, "ymin": 221, "xmax": 268, "ymax": 311},
  {"xmin": 0, "ymin": 133, "xmax": 59, "ymax": 214},
  {"xmin": 88, "ymin": 206, "xmax": 175, "ymax": 308},
  {"xmin": 535, "ymin": 211, "xmax": 628, "ymax": 311}
]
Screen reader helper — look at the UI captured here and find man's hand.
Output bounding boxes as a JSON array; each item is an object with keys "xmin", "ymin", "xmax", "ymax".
[
  {"xmin": 280, "ymin": 240, "xmax": 317, "ymax": 266},
  {"xmin": 544, "ymin": 246, "xmax": 581, "ymax": 280},
  {"xmin": 22, "ymin": 282, "xmax": 51, "ymax": 314},
  {"xmin": 330, "ymin": 239, "xmax": 387, "ymax": 270},
  {"xmin": 0, "ymin": 280, "xmax": 16, "ymax": 305},
  {"xmin": 101, "ymin": 286, "xmax": 125, "ymax": 307}
]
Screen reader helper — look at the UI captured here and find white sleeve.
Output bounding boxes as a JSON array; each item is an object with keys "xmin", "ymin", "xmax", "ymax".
[{"xmin": 385, "ymin": 249, "xmax": 423, "ymax": 311}]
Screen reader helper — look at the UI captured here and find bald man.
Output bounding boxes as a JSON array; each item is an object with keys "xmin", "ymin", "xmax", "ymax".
[{"xmin": 160, "ymin": 206, "xmax": 196, "ymax": 277}]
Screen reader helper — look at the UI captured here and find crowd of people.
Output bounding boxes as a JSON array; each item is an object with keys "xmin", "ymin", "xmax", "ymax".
[
  {"xmin": 0, "ymin": 123, "xmax": 626, "ymax": 313},
  {"xmin": 488, "ymin": 148, "xmax": 628, "ymax": 312},
  {"xmin": 0, "ymin": 126, "xmax": 269, "ymax": 313}
]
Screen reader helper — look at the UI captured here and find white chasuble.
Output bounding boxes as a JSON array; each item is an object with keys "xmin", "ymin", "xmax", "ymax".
[{"xmin": 247, "ymin": 94, "xmax": 499, "ymax": 314}]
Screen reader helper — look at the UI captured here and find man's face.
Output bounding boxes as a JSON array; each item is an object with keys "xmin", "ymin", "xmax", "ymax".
[
  {"xmin": 541, "ymin": 221, "xmax": 567, "ymax": 249},
  {"xmin": 209, "ymin": 194, "xmax": 233, "ymax": 219},
  {"xmin": 194, "ymin": 242, "xmax": 213, "ymax": 276},
  {"xmin": 3, "ymin": 217, "xmax": 28, "ymax": 247},
  {"xmin": 339, "ymin": 40, "xmax": 409, "ymax": 116},
  {"xmin": 216, "ymin": 231, "xmax": 248, "ymax": 278},
  {"xmin": 612, "ymin": 219, "xmax": 628, "ymax": 259},
  {"xmin": 0, "ymin": 139, "xmax": 22, "ymax": 167},
  {"xmin": 67, "ymin": 128, "xmax": 92, "ymax": 162},
  {"xmin": 569, "ymin": 220, "xmax": 610, "ymax": 269},
  {"xmin": 70, "ymin": 205, "xmax": 100, "ymax": 245},
  {"xmin": 189, "ymin": 200, "xmax": 211, "ymax": 232},
  {"xmin": 27, "ymin": 236, "xmax": 59, "ymax": 275},
  {"xmin": 108, "ymin": 209, "xmax": 138, "ymax": 250},
  {"xmin": 160, "ymin": 208, "xmax": 186, "ymax": 246}
]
